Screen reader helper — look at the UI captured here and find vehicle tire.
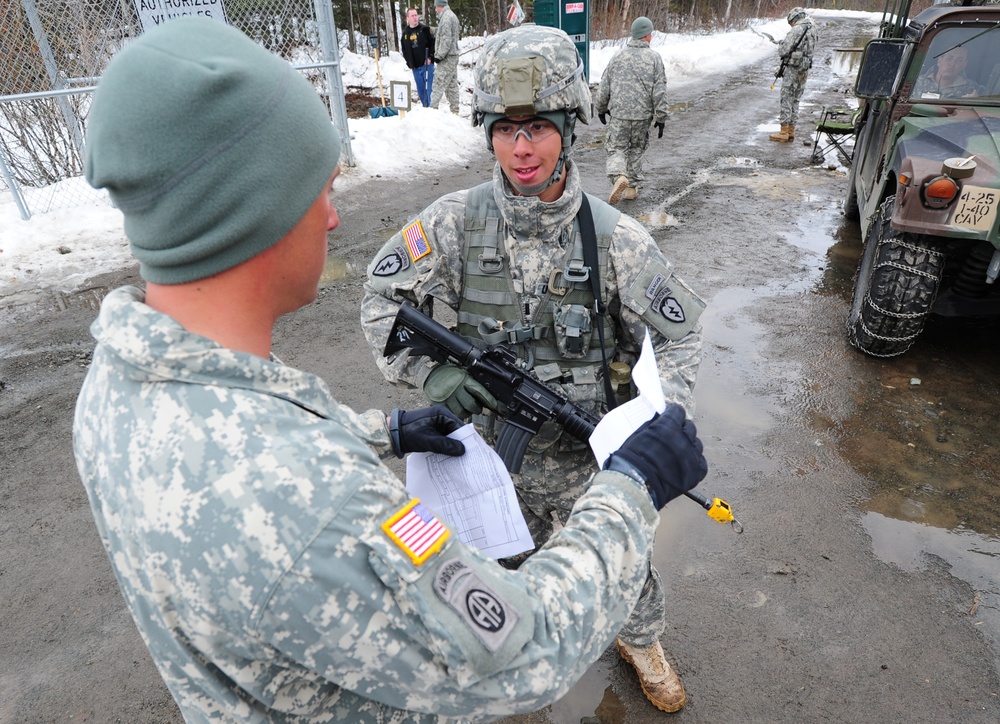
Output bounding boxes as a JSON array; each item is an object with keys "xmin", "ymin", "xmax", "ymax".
[
  {"xmin": 843, "ymin": 160, "xmax": 860, "ymax": 221},
  {"xmin": 847, "ymin": 196, "xmax": 945, "ymax": 357}
]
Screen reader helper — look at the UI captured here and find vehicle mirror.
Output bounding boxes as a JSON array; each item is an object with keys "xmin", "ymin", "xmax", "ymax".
[{"xmin": 855, "ymin": 40, "xmax": 907, "ymax": 100}]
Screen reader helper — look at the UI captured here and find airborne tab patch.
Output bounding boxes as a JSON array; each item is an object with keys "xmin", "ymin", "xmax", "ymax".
[
  {"xmin": 402, "ymin": 220, "xmax": 432, "ymax": 262},
  {"xmin": 382, "ymin": 500, "xmax": 449, "ymax": 565}
]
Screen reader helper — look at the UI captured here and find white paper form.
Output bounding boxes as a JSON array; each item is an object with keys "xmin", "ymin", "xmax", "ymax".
[
  {"xmin": 589, "ymin": 328, "xmax": 666, "ymax": 467},
  {"xmin": 405, "ymin": 424, "xmax": 534, "ymax": 559}
]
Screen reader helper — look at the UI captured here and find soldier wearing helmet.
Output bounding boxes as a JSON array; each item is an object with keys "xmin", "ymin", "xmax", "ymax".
[
  {"xmin": 76, "ymin": 17, "xmax": 709, "ymax": 723},
  {"xmin": 362, "ymin": 22, "xmax": 707, "ymax": 715},
  {"xmin": 770, "ymin": 7, "xmax": 818, "ymax": 142}
]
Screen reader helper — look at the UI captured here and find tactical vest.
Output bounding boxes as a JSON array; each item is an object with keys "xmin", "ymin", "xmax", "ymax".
[{"xmin": 456, "ymin": 181, "xmax": 620, "ymax": 394}]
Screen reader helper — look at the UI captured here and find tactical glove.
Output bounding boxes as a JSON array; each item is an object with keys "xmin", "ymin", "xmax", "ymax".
[
  {"xmin": 389, "ymin": 406, "xmax": 466, "ymax": 458},
  {"xmin": 423, "ymin": 364, "xmax": 499, "ymax": 418},
  {"xmin": 655, "ymin": 121, "xmax": 665, "ymax": 139},
  {"xmin": 598, "ymin": 112, "xmax": 608, "ymax": 125},
  {"xmin": 604, "ymin": 404, "xmax": 707, "ymax": 510}
]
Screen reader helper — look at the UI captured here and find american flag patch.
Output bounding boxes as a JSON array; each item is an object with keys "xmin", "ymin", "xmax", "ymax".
[
  {"xmin": 382, "ymin": 500, "xmax": 449, "ymax": 565},
  {"xmin": 402, "ymin": 220, "xmax": 432, "ymax": 262}
]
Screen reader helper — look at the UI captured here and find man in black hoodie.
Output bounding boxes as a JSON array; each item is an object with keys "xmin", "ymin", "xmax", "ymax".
[{"xmin": 401, "ymin": 7, "xmax": 435, "ymax": 107}]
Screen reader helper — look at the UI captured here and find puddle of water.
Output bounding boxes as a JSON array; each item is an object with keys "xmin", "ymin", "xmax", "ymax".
[
  {"xmin": 698, "ymin": 286, "xmax": 781, "ymax": 441},
  {"xmin": 319, "ymin": 256, "xmax": 354, "ymax": 286},
  {"xmin": 831, "ymin": 47, "xmax": 864, "ymax": 79},
  {"xmin": 545, "ymin": 657, "xmax": 618, "ymax": 723},
  {"xmin": 862, "ymin": 511, "xmax": 1000, "ymax": 662},
  {"xmin": 812, "ymin": 199, "xmax": 1000, "ymax": 666},
  {"xmin": 634, "ymin": 209, "xmax": 678, "ymax": 230},
  {"xmin": 815, "ymin": 216, "xmax": 863, "ymax": 297},
  {"xmin": 718, "ymin": 156, "xmax": 762, "ymax": 169}
]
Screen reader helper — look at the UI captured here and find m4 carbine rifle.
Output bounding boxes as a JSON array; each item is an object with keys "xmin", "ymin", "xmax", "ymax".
[{"xmin": 383, "ymin": 303, "xmax": 742, "ymax": 530}]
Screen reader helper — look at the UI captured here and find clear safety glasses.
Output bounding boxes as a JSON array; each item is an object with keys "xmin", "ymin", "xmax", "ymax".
[{"xmin": 491, "ymin": 117, "xmax": 560, "ymax": 145}]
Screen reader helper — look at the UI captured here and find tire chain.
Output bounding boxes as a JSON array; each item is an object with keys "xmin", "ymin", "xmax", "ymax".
[{"xmin": 851, "ymin": 199, "xmax": 946, "ymax": 355}]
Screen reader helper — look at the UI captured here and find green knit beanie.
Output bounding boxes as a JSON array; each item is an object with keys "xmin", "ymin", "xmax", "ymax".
[
  {"xmin": 85, "ymin": 17, "xmax": 341, "ymax": 285},
  {"xmin": 631, "ymin": 17, "xmax": 654, "ymax": 40}
]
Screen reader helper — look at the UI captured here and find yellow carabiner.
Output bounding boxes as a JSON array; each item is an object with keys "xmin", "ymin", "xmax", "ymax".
[{"xmin": 707, "ymin": 497, "xmax": 745, "ymax": 534}]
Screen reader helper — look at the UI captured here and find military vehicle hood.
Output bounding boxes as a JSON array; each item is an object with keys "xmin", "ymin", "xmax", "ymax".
[{"xmin": 892, "ymin": 106, "xmax": 1000, "ymax": 182}]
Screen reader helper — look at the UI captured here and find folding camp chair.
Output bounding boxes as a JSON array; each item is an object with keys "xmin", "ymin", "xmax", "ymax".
[{"xmin": 810, "ymin": 107, "xmax": 857, "ymax": 166}]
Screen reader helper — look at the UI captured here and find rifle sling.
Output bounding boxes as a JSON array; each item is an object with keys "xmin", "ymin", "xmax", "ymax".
[
  {"xmin": 577, "ymin": 195, "xmax": 618, "ymax": 411},
  {"xmin": 778, "ymin": 25, "xmax": 808, "ymax": 75}
]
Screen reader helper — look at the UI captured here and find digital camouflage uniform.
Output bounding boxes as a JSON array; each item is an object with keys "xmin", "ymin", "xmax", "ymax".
[
  {"xmin": 360, "ymin": 161, "xmax": 704, "ymax": 647},
  {"xmin": 777, "ymin": 15, "xmax": 818, "ymax": 126},
  {"xmin": 911, "ymin": 71, "xmax": 982, "ymax": 99},
  {"xmin": 595, "ymin": 38, "xmax": 669, "ymax": 190},
  {"xmin": 73, "ymin": 286, "xmax": 664, "ymax": 723},
  {"xmin": 430, "ymin": 4, "xmax": 460, "ymax": 113}
]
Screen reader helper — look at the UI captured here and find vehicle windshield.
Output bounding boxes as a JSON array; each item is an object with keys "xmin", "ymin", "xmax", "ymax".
[{"xmin": 908, "ymin": 25, "xmax": 1000, "ymax": 103}]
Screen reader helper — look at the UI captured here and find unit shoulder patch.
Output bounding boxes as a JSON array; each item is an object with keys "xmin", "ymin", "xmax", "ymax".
[
  {"xmin": 372, "ymin": 244, "xmax": 411, "ymax": 277},
  {"xmin": 623, "ymin": 262, "xmax": 705, "ymax": 341},
  {"xmin": 433, "ymin": 558, "xmax": 520, "ymax": 652}
]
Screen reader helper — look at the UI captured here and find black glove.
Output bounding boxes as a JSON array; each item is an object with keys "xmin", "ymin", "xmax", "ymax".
[
  {"xmin": 655, "ymin": 121, "xmax": 665, "ymax": 139},
  {"xmin": 389, "ymin": 406, "xmax": 466, "ymax": 458},
  {"xmin": 598, "ymin": 112, "xmax": 607, "ymax": 125},
  {"xmin": 604, "ymin": 404, "xmax": 707, "ymax": 509}
]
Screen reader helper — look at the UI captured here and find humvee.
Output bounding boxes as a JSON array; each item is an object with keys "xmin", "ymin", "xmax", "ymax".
[{"xmin": 845, "ymin": 0, "xmax": 1000, "ymax": 356}]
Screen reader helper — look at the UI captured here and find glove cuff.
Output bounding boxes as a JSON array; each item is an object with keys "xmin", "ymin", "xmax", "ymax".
[
  {"xmin": 604, "ymin": 454, "xmax": 646, "ymax": 484},
  {"xmin": 389, "ymin": 408, "xmax": 405, "ymax": 458},
  {"xmin": 605, "ymin": 454, "xmax": 661, "ymax": 509}
]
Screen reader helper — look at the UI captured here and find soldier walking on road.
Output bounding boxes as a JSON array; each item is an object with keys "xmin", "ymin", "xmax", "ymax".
[
  {"xmin": 430, "ymin": 0, "xmax": 461, "ymax": 113},
  {"xmin": 73, "ymin": 17, "xmax": 708, "ymax": 722},
  {"xmin": 595, "ymin": 16, "xmax": 669, "ymax": 205},
  {"xmin": 770, "ymin": 7, "xmax": 818, "ymax": 142},
  {"xmin": 362, "ymin": 24, "xmax": 707, "ymax": 714}
]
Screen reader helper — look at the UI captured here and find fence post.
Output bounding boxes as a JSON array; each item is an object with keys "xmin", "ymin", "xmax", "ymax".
[
  {"xmin": 20, "ymin": 0, "xmax": 86, "ymax": 164},
  {"xmin": 0, "ymin": 148, "xmax": 31, "ymax": 221},
  {"xmin": 313, "ymin": 0, "xmax": 356, "ymax": 167}
]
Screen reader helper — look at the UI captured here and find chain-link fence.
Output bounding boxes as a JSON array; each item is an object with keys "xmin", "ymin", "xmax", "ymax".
[{"xmin": 1, "ymin": 0, "xmax": 352, "ymax": 221}]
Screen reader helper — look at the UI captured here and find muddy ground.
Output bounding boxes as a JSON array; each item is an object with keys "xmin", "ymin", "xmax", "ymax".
[{"xmin": 2, "ymin": 14, "xmax": 999, "ymax": 724}]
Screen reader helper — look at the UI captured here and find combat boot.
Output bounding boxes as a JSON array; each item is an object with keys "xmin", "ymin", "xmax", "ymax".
[
  {"xmin": 622, "ymin": 186, "xmax": 639, "ymax": 201},
  {"xmin": 616, "ymin": 639, "xmax": 686, "ymax": 713},
  {"xmin": 769, "ymin": 123, "xmax": 794, "ymax": 142},
  {"xmin": 609, "ymin": 175, "xmax": 629, "ymax": 205}
]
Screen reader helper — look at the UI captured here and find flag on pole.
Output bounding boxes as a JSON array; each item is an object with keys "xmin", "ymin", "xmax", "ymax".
[{"xmin": 507, "ymin": 0, "xmax": 525, "ymax": 26}]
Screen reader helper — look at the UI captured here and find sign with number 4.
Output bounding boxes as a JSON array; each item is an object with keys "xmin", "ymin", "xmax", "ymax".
[{"xmin": 390, "ymin": 81, "xmax": 412, "ymax": 112}]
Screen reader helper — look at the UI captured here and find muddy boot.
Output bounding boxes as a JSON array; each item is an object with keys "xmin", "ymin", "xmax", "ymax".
[
  {"xmin": 609, "ymin": 175, "xmax": 629, "ymax": 205},
  {"xmin": 622, "ymin": 186, "xmax": 639, "ymax": 201},
  {"xmin": 616, "ymin": 639, "xmax": 686, "ymax": 713},
  {"xmin": 769, "ymin": 123, "xmax": 794, "ymax": 142}
]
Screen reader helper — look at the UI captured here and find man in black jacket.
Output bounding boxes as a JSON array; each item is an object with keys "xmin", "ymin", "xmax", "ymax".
[{"xmin": 401, "ymin": 7, "xmax": 435, "ymax": 107}]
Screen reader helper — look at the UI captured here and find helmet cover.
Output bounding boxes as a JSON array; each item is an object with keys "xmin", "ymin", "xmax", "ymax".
[
  {"xmin": 472, "ymin": 24, "xmax": 591, "ymax": 127},
  {"xmin": 787, "ymin": 7, "xmax": 807, "ymax": 24}
]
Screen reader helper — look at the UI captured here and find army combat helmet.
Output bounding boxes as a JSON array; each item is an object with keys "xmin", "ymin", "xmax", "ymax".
[
  {"xmin": 787, "ymin": 7, "xmax": 807, "ymax": 24},
  {"xmin": 472, "ymin": 24, "xmax": 590, "ymax": 195}
]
